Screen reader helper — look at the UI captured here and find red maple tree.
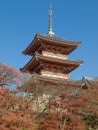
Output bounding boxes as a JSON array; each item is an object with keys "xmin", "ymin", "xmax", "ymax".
[{"xmin": 0, "ymin": 63, "xmax": 23, "ymax": 88}]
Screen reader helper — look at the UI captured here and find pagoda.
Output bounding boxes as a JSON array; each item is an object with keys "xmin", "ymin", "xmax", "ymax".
[{"xmin": 21, "ymin": 6, "xmax": 83, "ymax": 81}]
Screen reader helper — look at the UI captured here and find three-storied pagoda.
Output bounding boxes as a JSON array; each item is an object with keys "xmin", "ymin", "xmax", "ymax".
[{"xmin": 21, "ymin": 6, "xmax": 83, "ymax": 81}]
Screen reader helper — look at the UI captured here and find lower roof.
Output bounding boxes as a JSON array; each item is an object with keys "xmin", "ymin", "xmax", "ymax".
[{"xmin": 18, "ymin": 74, "xmax": 84, "ymax": 93}]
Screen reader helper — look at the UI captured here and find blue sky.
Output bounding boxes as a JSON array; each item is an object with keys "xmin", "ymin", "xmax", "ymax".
[{"xmin": 0, "ymin": 0, "xmax": 98, "ymax": 80}]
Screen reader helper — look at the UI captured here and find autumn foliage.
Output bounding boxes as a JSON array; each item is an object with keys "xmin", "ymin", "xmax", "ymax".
[
  {"xmin": 0, "ymin": 63, "xmax": 22, "ymax": 88},
  {"xmin": 0, "ymin": 82, "xmax": 98, "ymax": 130},
  {"xmin": 0, "ymin": 63, "xmax": 98, "ymax": 130}
]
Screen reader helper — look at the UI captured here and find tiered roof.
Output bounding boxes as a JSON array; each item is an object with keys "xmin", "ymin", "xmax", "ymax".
[
  {"xmin": 23, "ymin": 33, "xmax": 81, "ymax": 56},
  {"xmin": 21, "ymin": 5, "xmax": 83, "ymax": 80},
  {"xmin": 21, "ymin": 53, "xmax": 83, "ymax": 74}
]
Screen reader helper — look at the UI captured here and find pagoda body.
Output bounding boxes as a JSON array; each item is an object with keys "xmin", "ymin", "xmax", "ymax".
[{"xmin": 21, "ymin": 6, "xmax": 83, "ymax": 80}]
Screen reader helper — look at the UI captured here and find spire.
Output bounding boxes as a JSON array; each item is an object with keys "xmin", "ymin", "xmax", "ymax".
[{"xmin": 48, "ymin": 5, "xmax": 54, "ymax": 36}]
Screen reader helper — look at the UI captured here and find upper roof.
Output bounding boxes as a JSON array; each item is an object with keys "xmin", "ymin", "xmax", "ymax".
[
  {"xmin": 23, "ymin": 33, "xmax": 81, "ymax": 55},
  {"xmin": 42, "ymin": 34, "xmax": 81, "ymax": 44},
  {"xmin": 23, "ymin": 6, "xmax": 81, "ymax": 56}
]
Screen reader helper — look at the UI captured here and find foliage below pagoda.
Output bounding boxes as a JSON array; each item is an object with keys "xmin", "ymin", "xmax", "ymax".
[
  {"xmin": 0, "ymin": 64, "xmax": 98, "ymax": 129},
  {"xmin": 0, "ymin": 77, "xmax": 98, "ymax": 130}
]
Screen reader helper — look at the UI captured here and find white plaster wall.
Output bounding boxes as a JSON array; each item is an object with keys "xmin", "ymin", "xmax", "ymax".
[
  {"xmin": 42, "ymin": 51, "xmax": 68, "ymax": 60},
  {"xmin": 41, "ymin": 70, "xmax": 69, "ymax": 79}
]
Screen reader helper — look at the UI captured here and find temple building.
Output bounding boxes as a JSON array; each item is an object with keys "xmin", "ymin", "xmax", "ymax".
[{"xmin": 21, "ymin": 6, "xmax": 83, "ymax": 81}]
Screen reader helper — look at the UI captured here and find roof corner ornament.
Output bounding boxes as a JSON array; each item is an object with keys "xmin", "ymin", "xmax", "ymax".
[{"xmin": 48, "ymin": 5, "xmax": 54, "ymax": 36}]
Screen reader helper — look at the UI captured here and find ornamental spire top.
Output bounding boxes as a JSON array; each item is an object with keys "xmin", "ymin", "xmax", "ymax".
[{"xmin": 48, "ymin": 5, "xmax": 54, "ymax": 36}]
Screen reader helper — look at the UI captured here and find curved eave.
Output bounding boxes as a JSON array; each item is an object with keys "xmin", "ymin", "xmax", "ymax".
[
  {"xmin": 22, "ymin": 34, "xmax": 40, "ymax": 56},
  {"xmin": 21, "ymin": 54, "xmax": 83, "ymax": 74},
  {"xmin": 21, "ymin": 56, "xmax": 39, "ymax": 73},
  {"xmin": 37, "ymin": 53, "xmax": 83, "ymax": 65},
  {"xmin": 38, "ymin": 34, "xmax": 81, "ymax": 46},
  {"xmin": 22, "ymin": 34, "xmax": 81, "ymax": 56}
]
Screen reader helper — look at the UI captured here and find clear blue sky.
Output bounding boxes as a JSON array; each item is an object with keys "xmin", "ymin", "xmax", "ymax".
[{"xmin": 0, "ymin": 0, "xmax": 98, "ymax": 80}]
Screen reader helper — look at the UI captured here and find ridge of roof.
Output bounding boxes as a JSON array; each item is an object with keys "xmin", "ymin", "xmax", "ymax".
[{"xmin": 37, "ymin": 33, "xmax": 81, "ymax": 44}]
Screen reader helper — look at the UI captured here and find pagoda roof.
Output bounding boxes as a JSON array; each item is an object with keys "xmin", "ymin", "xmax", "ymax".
[
  {"xmin": 41, "ymin": 34, "xmax": 80, "ymax": 44},
  {"xmin": 18, "ymin": 74, "xmax": 84, "ymax": 93},
  {"xmin": 32, "ymin": 74, "xmax": 84, "ymax": 86},
  {"xmin": 21, "ymin": 53, "xmax": 83, "ymax": 74},
  {"xmin": 23, "ymin": 33, "xmax": 81, "ymax": 56}
]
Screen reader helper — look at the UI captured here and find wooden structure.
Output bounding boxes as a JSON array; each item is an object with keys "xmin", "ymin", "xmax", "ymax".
[{"xmin": 21, "ymin": 6, "xmax": 83, "ymax": 80}]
